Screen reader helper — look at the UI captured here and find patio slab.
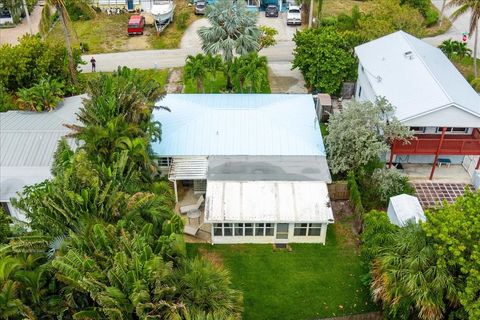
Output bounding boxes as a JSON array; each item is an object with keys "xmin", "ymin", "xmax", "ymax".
[{"xmin": 401, "ymin": 163, "xmax": 472, "ymax": 184}]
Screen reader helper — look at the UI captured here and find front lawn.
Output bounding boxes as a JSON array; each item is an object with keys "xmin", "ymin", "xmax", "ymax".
[{"xmin": 187, "ymin": 223, "xmax": 377, "ymax": 320}]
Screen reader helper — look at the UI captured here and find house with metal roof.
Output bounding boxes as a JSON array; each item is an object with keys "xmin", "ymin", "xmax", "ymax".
[
  {"xmin": 0, "ymin": 96, "xmax": 82, "ymax": 221},
  {"xmin": 152, "ymin": 94, "xmax": 333, "ymax": 244},
  {"xmin": 354, "ymin": 31, "xmax": 480, "ymax": 180}
]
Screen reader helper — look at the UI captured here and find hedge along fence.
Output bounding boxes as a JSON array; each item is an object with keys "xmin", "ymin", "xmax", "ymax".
[{"xmin": 347, "ymin": 171, "xmax": 364, "ymax": 215}]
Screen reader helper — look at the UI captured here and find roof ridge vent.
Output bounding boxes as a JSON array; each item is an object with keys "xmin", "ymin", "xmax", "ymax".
[{"xmin": 404, "ymin": 51, "xmax": 414, "ymax": 60}]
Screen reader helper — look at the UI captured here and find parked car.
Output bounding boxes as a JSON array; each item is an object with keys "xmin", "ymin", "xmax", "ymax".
[
  {"xmin": 195, "ymin": 1, "xmax": 206, "ymax": 15},
  {"xmin": 265, "ymin": 4, "xmax": 278, "ymax": 17},
  {"xmin": 127, "ymin": 15, "xmax": 145, "ymax": 35},
  {"xmin": 286, "ymin": 5, "xmax": 301, "ymax": 25}
]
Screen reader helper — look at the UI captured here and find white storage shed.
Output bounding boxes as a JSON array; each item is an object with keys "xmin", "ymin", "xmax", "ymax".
[{"xmin": 387, "ymin": 194, "xmax": 426, "ymax": 227}]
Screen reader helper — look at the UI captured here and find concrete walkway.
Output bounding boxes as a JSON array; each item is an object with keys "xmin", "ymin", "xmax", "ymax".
[
  {"xmin": 0, "ymin": 5, "xmax": 43, "ymax": 45},
  {"xmin": 423, "ymin": 0, "xmax": 478, "ymax": 58}
]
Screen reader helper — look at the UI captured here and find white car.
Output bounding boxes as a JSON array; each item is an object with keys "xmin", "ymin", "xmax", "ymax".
[{"xmin": 287, "ymin": 5, "xmax": 301, "ymax": 26}]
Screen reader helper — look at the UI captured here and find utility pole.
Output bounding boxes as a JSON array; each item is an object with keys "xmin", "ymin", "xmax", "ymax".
[{"xmin": 22, "ymin": 0, "xmax": 33, "ymax": 34}]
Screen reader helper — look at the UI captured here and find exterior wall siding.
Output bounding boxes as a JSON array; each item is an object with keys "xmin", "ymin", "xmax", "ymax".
[{"xmin": 210, "ymin": 223, "xmax": 328, "ymax": 244}]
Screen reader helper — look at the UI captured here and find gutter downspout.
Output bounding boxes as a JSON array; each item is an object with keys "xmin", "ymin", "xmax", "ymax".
[{"xmin": 429, "ymin": 127, "xmax": 446, "ymax": 180}]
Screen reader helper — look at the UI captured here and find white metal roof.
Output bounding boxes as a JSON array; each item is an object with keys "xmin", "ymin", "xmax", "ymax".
[
  {"xmin": 0, "ymin": 95, "xmax": 82, "ymax": 201},
  {"xmin": 168, "ymin": 157, "xmax": 208, "ymax": 180},
  {"xmin": 355, "ymin": 31, "xmax": 480, "ymax": 127},
  {"xmin": 205, "ymin": 180, "xmax": 334, "ymax": 223},
  {"xmin": 387, "ymin": 194, "xmax": 426, "ymax": 227},
  {"xmin": 151, "ymin": 94, "xmax": 326, "ymax": 156}
]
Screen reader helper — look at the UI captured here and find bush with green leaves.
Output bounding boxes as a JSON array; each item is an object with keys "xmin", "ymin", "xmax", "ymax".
[
  {"xmin": 370, "ymin": 168, "xmax": 415, "ymax": 204},
  {"xmin": 0, "ymin": 34, "xmax": 80, "ymax": 94},
  {"xmin": 16, "ymin": 77, "xmax": 64, "ymax": 111},
  {"xmin": 325, "ymin": 97, "xmax": 413, "ymax": 175},
  {"xmin": 439, "ymin": 39, "xmax": 472, "ymax": 59},
  {"xmin": 292, "ymin": 26, "xmax": 362, "ymax": 94},
  {"xmin": 176, "ymin": 10, "xmax": 190, "ymax": 30}
]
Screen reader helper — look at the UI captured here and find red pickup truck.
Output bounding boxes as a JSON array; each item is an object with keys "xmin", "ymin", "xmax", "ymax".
[{"xmin": 127, "ymin": 15, "xmax": 145, "ymax": 35}]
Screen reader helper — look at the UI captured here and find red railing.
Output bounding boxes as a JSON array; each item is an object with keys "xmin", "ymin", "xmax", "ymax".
[{"xmin": 392, "ymin": 129, "xmax": 480, "ymax": 155}]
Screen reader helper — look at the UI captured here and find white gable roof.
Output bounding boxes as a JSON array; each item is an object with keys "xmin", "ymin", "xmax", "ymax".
[
  {"xmin": 151, "ymin": 94, "xmax": 326, "ymax": 156},
  {"xmin": 355, "ymin": 31, "xmax": 480, "ymax": 127}
]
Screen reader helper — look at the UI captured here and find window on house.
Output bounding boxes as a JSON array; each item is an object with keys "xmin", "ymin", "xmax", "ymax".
[
  {"xmin": 294, "ymin": 223, "xmax": 308, "ymax": 236},
  {"xmin": 213, "ymin": 223, "xmax": 223, "ymax": 236},
  {"xmin": 308, "ymin": 223, "xmax": 322, "ymax": 236},
  {"xmin": 223, "ymin": 223, "xmax": 233, "ymax": 236},
  {"xmin": 265, "ymin": 223, "xmax": 274, "ymax": 236},
  {"xmin": 437, "ymin": 127, "xmax": 469, "ymax": 133},
  {"xmin": 245, "ymin": 223, "xmax": 253, "ymax": 236},
  {"xmin": 255, "ymin": 223, "xmax": 265, "ymax": 236},
  {"xmin": 234, "ymin": 223, "xmax": 244, "ymax": 236},
  {"xmin": 358, "ymin": 86, "xmax": 362, "ymax": 98},
  {"xmin": 158, "ymin": 157, "xmax": 172, "ymax": 167},
  {"xmin": 410, "ymin": 127, "xmax": 426, "ymax": 133}
]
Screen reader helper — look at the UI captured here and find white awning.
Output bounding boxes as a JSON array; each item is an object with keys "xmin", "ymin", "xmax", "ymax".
[
  {"xmin": 168, "ymin": 157, "xmax": 208, "ymax": 180},
  {"xmin": 387, "ymin": 194, "xmax": 426, "ymax": 227},
  {"xmin": 205, "ymin": 180, "xmax": 334, "ymax": 223}
]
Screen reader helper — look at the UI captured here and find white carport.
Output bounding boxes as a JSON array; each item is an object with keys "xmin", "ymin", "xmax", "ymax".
[
  {"xmin": 205, "ymin": 180, "xmax": 334, "ymax": 244},
  {"xmin": 387, "ymin": 194, "xmax": 426, "ymax": 227}
]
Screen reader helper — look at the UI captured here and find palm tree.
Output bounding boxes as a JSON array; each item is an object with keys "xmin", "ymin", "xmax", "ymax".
[
  {"xmin": 40, "ymin": 0, "xmax": 95, "ymax": 84},
  {"xmin": 185, "ymin": 54, "xmax": 207, "ymax": 93},
  {"xmin": 244, "ymin": 53, "xmax": 268, "ymax": 93},
  {"xmin": 447, "ymin": 0, "xmax": 480, "ymax": 77},
  {"xmin": 370, "ymin": 223, "xmax": 458, "ymax": 320},
  {"xmin": 438, "ymin": 38, "xmax": 473, "ymax": 58},
  {"xmin": 204, "ymin": 54, "xmax": 223, "ymax": 92},
  {"xmin": 198, "ymin": 0, "xmax": 261, "ymax": 90}
]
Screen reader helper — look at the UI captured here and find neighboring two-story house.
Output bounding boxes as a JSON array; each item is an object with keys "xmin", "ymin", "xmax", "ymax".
[{"xmin": 355, "ymin": 31, "xmax": 480, "ymax": 180}]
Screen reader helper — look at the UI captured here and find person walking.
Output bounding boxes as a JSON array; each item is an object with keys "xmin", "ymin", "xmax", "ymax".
[{"xmin": 90, "ymin": 57, "xmax": 96, "ymax": 72}]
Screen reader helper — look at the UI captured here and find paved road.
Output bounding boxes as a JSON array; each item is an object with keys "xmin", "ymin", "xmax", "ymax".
[
  {"xmin": 80, "ymin": 13, "xmax": 297, "ymax": 73},
  {"xmin": 0, "ymin": 5, "xmax": 43, "ymax": 45},
  {"xmin": 423, "ymin": 0, "xmax": 478, "ymax": 58}
]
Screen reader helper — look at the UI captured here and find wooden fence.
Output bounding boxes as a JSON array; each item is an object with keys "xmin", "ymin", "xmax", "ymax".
[{"xmin": 328, "ymin": 181, "xmax": 349, "ymax": 200}]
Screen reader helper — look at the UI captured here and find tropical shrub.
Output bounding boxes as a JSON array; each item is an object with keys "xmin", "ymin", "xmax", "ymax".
[
  {"xmin": 64, "ymin": 0, "xmax": 96, "ymax": 21},
  {"xmin": 423, "ymin": 191, "xmax": 480, "ymax": 319},
  {"xmin": 347, "ymin": 171, "xmax": 364, "ymax": 215},
  {"xmin": 439, "ymin": 39, "xmax": 472, "ymax": 59},
  {"xmin": 0, "ymin": 85, "xmax": 16, "ymax": 112},
  {"xmin": 370, "ymin": 223, "xmax": 457, "ymax": 320},
  {"xmin": 176, "ymin": 10, "xmax": 190, "ymax": 30},
  {"xmin": 0, "ymin": 34, "xmax": 79, "ymax": 93},
  {"xmin": 292, "ymin": 27, "xmax": 361, "ymax": 94},
  {"xmin": 361, "ymin": 210, "xmax": 398, "ymax": 264},
  {"xmin": 370, "ymin": 168, "xmax": 415, "ymax": 204},
  {"xmin": 16, "ymin": 77, "xmax": 64, "ymax": 111}
]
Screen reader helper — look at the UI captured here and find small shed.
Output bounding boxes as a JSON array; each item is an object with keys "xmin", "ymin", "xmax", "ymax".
[
  {"xmin": 387, "ymin": 194, "xmax": 426, "ymax": 227},
  {"xmin": 316, "ymin": 93, "xmax": 332, "ymax": 121}
]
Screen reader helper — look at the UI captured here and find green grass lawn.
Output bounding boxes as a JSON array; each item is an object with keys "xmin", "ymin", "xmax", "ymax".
[
  {"xmin": 78, "ymin": 68, "xmax": 169, "ymax": 91},
  {"xmin": 183, "ymin": 70, "xmax": 271, "ymax": 93},
  {"xmin": 187, "ymin": 224, "xmax": 377, "ymax": 320}
]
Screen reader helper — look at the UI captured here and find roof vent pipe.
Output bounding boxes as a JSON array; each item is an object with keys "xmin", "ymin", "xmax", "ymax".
[{"xmin": 404, "ymin": 51, "xmax": 414, "ymax": 60}]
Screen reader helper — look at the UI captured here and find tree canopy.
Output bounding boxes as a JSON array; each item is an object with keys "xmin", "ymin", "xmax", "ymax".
[
  {"xmin": 292, "ymin": 27, "xmax": 361, "ymax": 94},
  {"xmin": 325, "ymin": 97, "xmax": 413, "ymax": 175}
]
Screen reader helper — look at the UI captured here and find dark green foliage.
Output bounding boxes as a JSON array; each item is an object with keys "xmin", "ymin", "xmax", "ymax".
[
  {"xmin": 64, "ymin": 0, "xmax": 95, "ymax": 21},
  {"xmin": 424, "ymin": 6, "xmax": 439, "ymax": 27},
  {"xmin": 51, "ymin": 137, "xmax": 74, "ymax": 176},
  {"xmin": 0, "ymin": 34, "xmax": 80, "ymax": 94},
  {"xmin": 176, "ymin": 11, "xmax": 190, "ymax": 30},
  {"xmin": 400, "ymin": 0, "xmax": 430, "ymax": 15},
  {"xmin": 292, "ymin": 27, "xmax": 361, "ymax": 94},
  {"xmin": 15, "ymin": 77, "xmax": 64, "ymax": 111},
  {"xmin": 439, "ymin": 39, "xmax": 473, "ymax": 59},
  {"xmin": 423, "ymin": 191, "xmax": 480, "ymax": 319},
  {"xmin": 347, "ymin": 171, "xmax": 364, "ymax": 215},
  {"xmin": 0, "ymin": 208, "xmax": 12, "ymax": 244},
  {"xmin": 361, "ymin": 210, "xmax": 397, "ymax": 264},
  {"xmin": 0, "ymin": 85, "xmax": 16, "ymax": 112}
]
